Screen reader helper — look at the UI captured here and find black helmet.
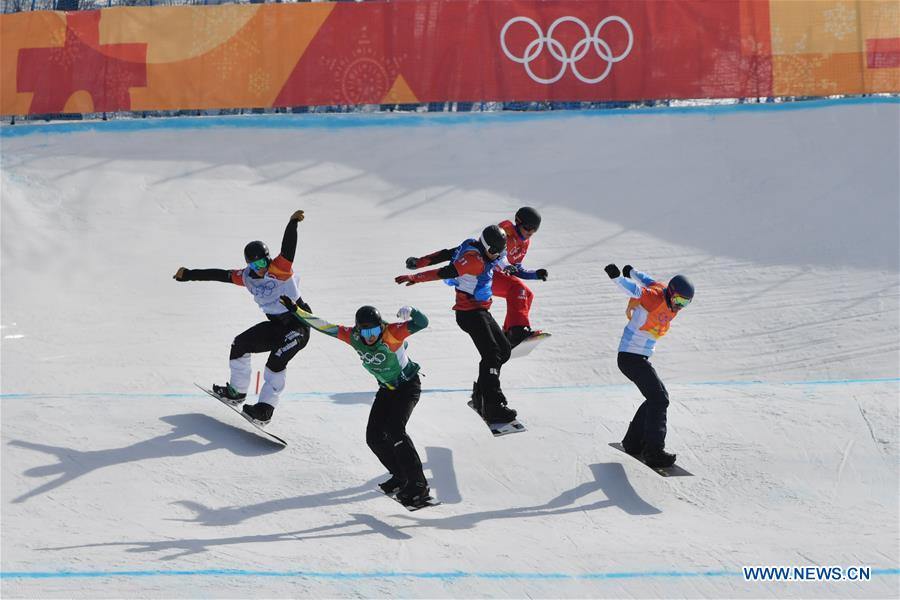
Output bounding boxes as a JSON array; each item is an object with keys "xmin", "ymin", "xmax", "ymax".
[
  {"xmin": 479, "ymin": 224, "xmax": 507, "ymax": 256},
  {"xmin": 666, "ymin": 274, "xmax": 695, "ymax": 309},
  {"xmin": 244, "ymin": 240, "xmax": 270, "ymax": 263},
  {"xmin": 355, "ymin": 305, "xmax": 382, "ymax": 329},
  {"xmin": 515, "ymin": 206, "xmax": 541, "ymax": 231}
]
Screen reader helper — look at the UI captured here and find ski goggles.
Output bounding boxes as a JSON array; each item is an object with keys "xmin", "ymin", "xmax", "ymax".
[
  {"xmin": 248, "ymin": 257, "xmax": 269, "ymax": 270},
  {"xmin": 672, "ymin": 294, "xmax": 691, "ymax": 308},
  {"xmin": 359, "ymin": 325, "xmax": 382, "ymax": 339}
]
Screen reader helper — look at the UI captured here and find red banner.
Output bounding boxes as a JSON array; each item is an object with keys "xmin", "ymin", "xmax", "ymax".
[{"xmin": 275, "ymin": 0, "xmax": 772, "ymax": 106}]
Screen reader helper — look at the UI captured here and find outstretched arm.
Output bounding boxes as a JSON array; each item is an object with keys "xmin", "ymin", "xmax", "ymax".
[
  {"xmin": 604, "ymin": 263, "xmax": 642, "ymax": 298},
  {"xmin": 405, "ymin": 247, "xmax": 458, "ymax": 270},
  {"xmin": 278, "ymin": 210, "xmax": 305, "ymax": 263},
  {"xmin": 279, "ymin": 296, "xmax": 344, "ymax": 339},
  {"xmin": 395, "ymin": 264, "xmax": 459, "ymax": 286},
  {"xmin": 504, "ymin": 263, "xmax": 548, "ymax": 281},
  {"xmin": 627, "ymin": 266, "xmax": 657, "ymax": 288},
  {"xmin": 173, "ymin": 267, "xmax": 238, "ymax": 284}
]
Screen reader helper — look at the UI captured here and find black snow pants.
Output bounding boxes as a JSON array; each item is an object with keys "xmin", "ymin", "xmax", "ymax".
[
  {"xmin": 366, "ymin": 375, "xmax": 426, "ymax": 486},
  {"xmin": 617, "ymin": 351, "xmax": 670, "ymax": 449},
  {"xmin": 229, "ymin": 317, "xmax": 310, "ymax": 373},
  {"xmin": 455, "ymin": 308, "xmax": 511, "ymax": 408}
]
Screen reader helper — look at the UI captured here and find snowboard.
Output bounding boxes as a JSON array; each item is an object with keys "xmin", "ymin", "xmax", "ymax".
[
  {"xmin": 195, "ymin": 383, "xmax": 287, "ymax": 446},
  {"xmin": 467, "ymin": 400, "xmax": 527, "ymax": 437},
  {"xmin": 609, "ymin": 442, "xmax": 693, "ymax": 477},
  {"xmin": 379, "ymin": 489, "xmax": 442, "ymax": 512},
  {"xmin": 510, "ymin": 331, "xmax": 551, "ymax": 359}
]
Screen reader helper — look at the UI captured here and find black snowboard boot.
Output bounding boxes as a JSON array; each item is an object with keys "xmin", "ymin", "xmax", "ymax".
[
  {"xmin": 212, "ymin": 382, "xmax": 246, "ymax": 406},
  {"xmin": 378, "ymin": 475, "xmax": 406, "ymax": 496},
  {"xmin": 396, "ymin": 481, "xmax": 430, "ymax": 506},
  {"xmin": 482, "ymin": 392, "xmax": 518, "ymax": 424},
  {"xmin": 642, "ymin": 445, "xmax": 676, "ymax": 468},
  {"xmin": 242, "ymin": 402, "xmax": 274, "ymax": 425},
  {"xmin": 506, "ymin": 325, "xmax": 533, "ymax": 349}
]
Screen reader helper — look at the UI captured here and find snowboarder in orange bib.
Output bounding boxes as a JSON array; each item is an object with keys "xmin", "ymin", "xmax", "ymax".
[{"xmin": 605, "ymin": 263, "xmax": 695, "ymax": 468}]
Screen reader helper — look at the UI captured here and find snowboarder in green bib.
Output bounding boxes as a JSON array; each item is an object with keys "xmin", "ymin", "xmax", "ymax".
[{"xmin": 279, "ymin": 295, "xmax": 431, "ymax": 508}]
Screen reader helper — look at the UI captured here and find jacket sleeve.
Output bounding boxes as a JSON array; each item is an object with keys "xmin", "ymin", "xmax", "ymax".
[
  {"xmin": 179, "ymin": 268, "xmax": 239, "ymax": 284},
  {"xmin": 284, "ymin": 306, "xmax": 351, "ymax": 343},
  {"xmin": 614, "ymin": 276, "xmax": 643, "ymax": 298},
  {"xmin": 412, "ymin": 247, "xmax": 457, "ymax": 268},
  {"xmin": 630, "ymin": 268, "xmax": 657, "ymax": 288},
  {"xmin": 279, "ymin": 218, "xmax": 300, "ymax": 263},
  {"xmin": 406, "ymin": 308, "xmax": 429, "ymax": 334}
]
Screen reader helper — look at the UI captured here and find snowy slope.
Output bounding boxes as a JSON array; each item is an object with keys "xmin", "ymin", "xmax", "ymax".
[{"xmin": 1, "ymin": 100, "xmax": 898, "ymax": 598}]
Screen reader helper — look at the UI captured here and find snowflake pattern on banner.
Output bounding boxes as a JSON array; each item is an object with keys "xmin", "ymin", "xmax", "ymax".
[
  {"xmin": 248, "ymin": 69, "xmax": 271, "ymax": 97},
  {"xmin": 823, "ymin": 3, "xmax": 858, "ymax": 41}
]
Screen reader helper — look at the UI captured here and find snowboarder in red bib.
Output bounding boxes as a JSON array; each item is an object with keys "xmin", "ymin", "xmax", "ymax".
[
  {"xmin": 605, "ymin": 263, "xmax": 695, "ymax": 468},
  {"xmin": 173, "ymin": 210, "xmax": 311, "ymax": 426},
  {"xmin": 397, "ymin": 225, "xmax": 518, "ymax": 424},
  {"xmin": 278, "ymin": 296, "xmax": 431, "ymax": 508},
  {"xmin": 492, "ymin": 206, "xmax": 549, "ymax": 349}
]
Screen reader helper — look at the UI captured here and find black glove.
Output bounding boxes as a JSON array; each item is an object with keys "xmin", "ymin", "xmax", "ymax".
[
  {"xmin": 405, "ymin": 256, "xmax": 420, "ymax": 270},
  {"xmin": 604, "ymin": 264, "xmax": 620, "ymax": 279},
  {"xmin": 622, "ymin": 264, "xmax": 633, "ymax": 278},
  {"xmin": 279, "ymin": 295, "xmax": 298, "ymax": 312},
  {"xmin": 535, "ymin": 268, "xmax": 548, "ymax": 281},
  {"xmin": 502, "ymin": 264, "xmax": 519, "ymax": 275}
]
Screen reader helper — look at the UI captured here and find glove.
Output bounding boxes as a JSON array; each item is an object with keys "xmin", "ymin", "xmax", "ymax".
[
  {"xmin": 622, "ymin": 264, "xmax": 633, "ymax": 278},
  {"xmin": 397, "ymin": 306, "xmax": 413, "ymax": 321},
  {"xmin": 502, "ymin": 264, "xmax": 519, "ymax": 275},
  {"xmin": 290, "ymin": 210, "xmax": 305, "ymax": 223},
  {"xmin": 173, "ymin": 267, "xmax": 187, "ymax": 281},
  {"xmin": 405, "ymin": 257, "xmax": 420, "ymax": 270},
  {"xmin": 536, "ymin": 268, "xmax": 548, "ymax": 281},
  {"xmin": 279, "ymin": 295, "xmax": 298, "ymax": 312},
  {"xmin": 604, "ymin": 264, "xmax": 620, "ymax": 279},
  {"xmin": 395, "ymin": 274, "xmax": 418, "ymax": 286}
]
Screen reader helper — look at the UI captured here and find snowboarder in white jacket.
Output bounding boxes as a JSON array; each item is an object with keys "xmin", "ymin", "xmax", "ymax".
[{"xmin": 174, "ymin": 210, "xmax": 311, "ymax": 425}]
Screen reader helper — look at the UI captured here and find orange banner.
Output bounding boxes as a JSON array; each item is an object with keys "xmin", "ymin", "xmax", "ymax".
[
  {"xmin": 1, "ymin": 0, "xmax": 897, "ymax": 117},
  {"xmin": 769, "ymin": 0, "xmax": 899, "ymax": 96}
]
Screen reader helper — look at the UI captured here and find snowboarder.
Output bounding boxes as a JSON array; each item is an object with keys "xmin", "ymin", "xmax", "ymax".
[
  {"xmin": 173, "ymin": 210, "xmax": 311, "ymax": 425},
  {"xmin": 278, "ymin": 296, "xmax": 432, "ymax": 508},
  {"xmin": 605, "ymin": 263, "xmax": 694, "ymax": 468},
  {"xmin": 397, "ymin": 225, "xmax": 518, "ymax": 425},
  {"xmin": 492, "ymin": 206, "xmax": 548, "ymax": 348}
]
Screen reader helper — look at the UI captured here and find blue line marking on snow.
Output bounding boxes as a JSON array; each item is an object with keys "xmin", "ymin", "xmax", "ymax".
[
  {"xmin": 2, "ymin": 96, "xmax": 897, "ymax": 139},
  {"xmin": 3, "ymin": 568, "xmax": 898, "ymax": 580},
  {"xmin": 0, "ymin": 377, "xmax": 897, "ymax": 400}
]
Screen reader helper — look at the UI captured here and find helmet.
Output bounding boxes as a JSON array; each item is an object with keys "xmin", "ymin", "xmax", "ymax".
[
  {"xmin": 244, "ymin": 240, "xmax": 270, "ymax": 263},
  {"xmin": 355, "ymin": 305, "xmax": 382, "ymax": 329},
  {"xmin": 515, "ymin": 206, "xmax": 541, "ymax": 231},
  {"xmin": 666, "ymin": 274, "xmax": 695, "ymax": 308},
  {"xmin": 479, "ymin": 224, "xmax": 507, "ymax": 256}
]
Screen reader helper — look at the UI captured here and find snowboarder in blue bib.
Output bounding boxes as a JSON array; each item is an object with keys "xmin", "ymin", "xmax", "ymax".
[
  {"xmin": 174, "ymin": 210, "xmax": 311, "ymax": 425},
  {"xmin": 397, "ymin": 225, "xmax": 518, "ymax": 424},
  {"xmin": 279, "ymin": 295, "xmax": 432, "ymax": 508}
]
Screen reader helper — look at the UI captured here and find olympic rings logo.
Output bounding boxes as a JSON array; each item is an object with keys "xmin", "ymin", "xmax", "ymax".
[
  {"xmin": 500, "ymin": 16, "xmax": 634, "ymax": 85},
  {"xmin": 357, "ymin": 350, "xmax": 386, "ymax": 366}
]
